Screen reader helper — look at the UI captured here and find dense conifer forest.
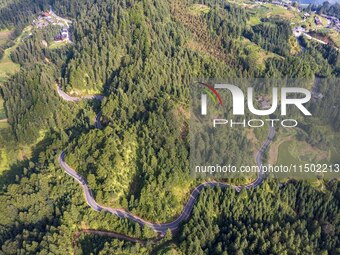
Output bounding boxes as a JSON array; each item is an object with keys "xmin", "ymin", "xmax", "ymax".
[{"xmin": 0, "ymin": 0, "xmax": 339, "ymax": 254}]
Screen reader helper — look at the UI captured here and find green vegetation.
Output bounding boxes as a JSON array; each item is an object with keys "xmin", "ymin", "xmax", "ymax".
[
  {"xmin": 248, "ymin": 3, "xmax": 301, "ymax": 26},
  {"xmin": 0, "ymin": 0, "xmax": 18, "ymax": 9},
  {"xmin": 278, "ymin": 140, "xmax": 316, "ymax": 166},
  {"xmin": 67, "ymin": 129, "xmax": 139, "ymax": 207},
  {"xmin": 188, "ymin": 4, "xmax": 210, "ymax": 15},
  {"xmin": 177, "ymin": 182, "xmax": 339, "ymax": 255},
  {"xmin": 239, "ymin": 37, "xmax": 283, "ymax": 71},
  {"xmin": 246, "ymin": 19, "xmax": 292, "ymax": 56},
  {"xmin": 300, "ymin": 14, "xmax": 328, "ymax": 30},
  {"xmin": 0, "ymin": 29, "xmax": 12, "ymax": 46},
  {"xmin": 289, "ymin": 35, "xmax": 301, "ymax": 55},
  {"xmin": 325, "ymin": 30, "xmax": 340, "ymax": 48},
  {"xmin": 0, "ymin": 147, "xmax": 10, "ymax": 173},
  {"xmin": 0, "ymin": 43, "xmax": 20, "ymax": 82},
  {"xmin": 0, "ymin": 26, "xmax": 32, "ymax": 81},
  {"xmin": 0, "ymin": 0, "xmax": 338, "ymax": 254},
  {"xmin": 48, "ymin": 40, "xmax": 69, "ymax": 49},
  {"xmin": 274, "ymin": 122, "xmax": 340, "ymax": 180},
  {"xmin": 0, "ymin": 97, "xmax": 6, "ymax": 120},
  {"xmin": 73, "ymin": 181, "xmax": 339, "ymax": 254},
  {"xmin": 315, "ymin": 1, "xmax": 340, "ymax": 19}
]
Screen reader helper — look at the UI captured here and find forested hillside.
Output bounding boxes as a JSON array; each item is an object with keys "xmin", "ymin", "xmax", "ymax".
[
  {"xmin": 315, "ymin": 2, "xmax": 340, "ymax": 19},
  {"xmin": 178, "ymin": 181, "xmax": 339, "ymax": 255},
  {"xmin": 0, "ymin": 0, "xmax": 339, "ymax": 254}
]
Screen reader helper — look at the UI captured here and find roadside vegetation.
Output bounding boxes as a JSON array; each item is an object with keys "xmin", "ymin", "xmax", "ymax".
[{"xmin": 0, "ymin": 0, "xmax": 338, "ymax": 254}]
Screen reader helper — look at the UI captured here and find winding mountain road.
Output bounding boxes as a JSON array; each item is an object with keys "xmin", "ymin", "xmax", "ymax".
[
  {"xmin": 57, "ymin": 87, "xmax": 275, "ymax": 235},
  {"xmin": 57, "ymin": 85, "xmax": 104, "ymax": 102}
]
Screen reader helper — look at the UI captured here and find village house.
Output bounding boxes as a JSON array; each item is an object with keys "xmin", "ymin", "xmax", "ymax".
[{"xmin": 314, "ymin": 16, "xmax": 322, "ymax": 26}]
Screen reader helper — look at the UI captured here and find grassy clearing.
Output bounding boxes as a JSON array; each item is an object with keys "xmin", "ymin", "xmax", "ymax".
[
  {"xmin": 188, "ymin": 4, "xmax": 210, "ymax": 16},
  {"xmin": 0, "ymin": 29, "xmax": 12, "ymax": 46},
  {"xmin": 268, "ymin": 135, "xmax": 293, "ymax": 165},
  {"xmin": 318, "ymin": 15, "xmax": 329, "ymax": 27},
  {"xmin": 248, "ymin": 4, "xmax": 300, "ymax": 26},
  {"xmin": 300, "ymin": 14, "xmax": 330, "ymax": 31},
  {"xmin": 275, "ymin": 130, "xmax": 339, "ymax": 181},
  {"xmin": 0, "ymin": 122, "xmax": 9, "ymax": 129},
  {"xmin": 269, "ymin": 126, "xmax": 339, "ymax": 181},
  {"xmin": 0, "ymin": 25, "xmax": 32, "ymax": 82},
  {"xmin": 49, "ymin": 40, "xmax": 69, "ymax": 49},
  {"xmin": 0, "ymin": 47, "xmax": 20, "ymax": 82},
  {"xmin": 0, "ymin": 128, "xmax": 47, "ymax": 175},
  {"xmin": 263, "ymin": 4, "xmax": 297, "ymax": 20},
  {"xmin": 277, "ymin": 140, "xmax": 329, "ymax": 166},
  {"xmin": 246, "ymin": 128, "xmax": 260, "ymax": 157},
  {"xmin": 68, "ymin": 88, "xmax": 102, "ymax": 96},
  {"xmin": 226, "ymin": 0, "xmax": 257, "ymax": 8}
]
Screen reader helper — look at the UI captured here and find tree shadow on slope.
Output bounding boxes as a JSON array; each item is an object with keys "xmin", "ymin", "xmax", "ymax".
[{"xmin": 0, "ymin": 105, "xmax": 97, "ymax": 191}]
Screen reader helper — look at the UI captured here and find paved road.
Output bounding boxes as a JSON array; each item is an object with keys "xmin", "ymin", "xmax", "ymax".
[
  {"xmin": 303, "ymin": 32, "xmax": 327, "ymax": 45},
  {"xmin": 57, "ymin": 85, "xmax": 104, "ymax": 102},
  {"xmin": 57, "ymin": 86, "xmax": 80, "ymax": 102},
  {"xmin": 59, "ymin": 128, "xmax": 275, "ymax": 234},
  {"xmin": 57, "ymin": 86, "xmax": 275, "ymax": 235},
  {"xmin": 94, "ymin": 111, "xmax": 102, "ymax": 129}
]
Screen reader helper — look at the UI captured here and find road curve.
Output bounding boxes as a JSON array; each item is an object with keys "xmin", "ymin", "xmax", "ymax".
[
  {"xmin": 57, "ymin": 86, "xmax": 275, "ymax": 235},
  {"xmin": 59, "ymin": 128, "xmax": 275, "ymax": 235},
  {"xmin": 57, "ymin": 85, "xmax": 104, "ymax": 102}
]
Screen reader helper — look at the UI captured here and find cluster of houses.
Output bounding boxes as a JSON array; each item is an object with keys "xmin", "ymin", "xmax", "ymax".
[
  {"xmin": 33, "ymin": 9, "xmax": 72, "ymax": 43},
  {"xmin": 293, "ymin": 26, "xmax": 306, "ymax": 37},
  {"xmin": 314, "ymin": 16, "xmax": 322, "ymax": 26},
  {"xmin": 33, "ymin": 11, "xmax": 66, "ymax": 28},
  {"xmin": 251, "ymin": 1, "xmax": 339, "ymax": 51},
  {"xmin": 303, "ymin": 12, "xmax": 310, "ymax": 21},
  {"xmin": 54, "ymin": 27, "xmax": 70, "ymax": 42},
  {"xmin": 321, "ymin": 14, "xmax": 340, "ymax": 32},
  {"xmin": 301, "ymin": 11, "xmax": 339, "ymax": 33}
]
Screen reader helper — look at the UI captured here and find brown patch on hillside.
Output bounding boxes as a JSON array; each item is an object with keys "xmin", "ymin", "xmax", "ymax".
[
  {"xmin": 170, "ymin": 1, "xmax": 233, "ymax": 65},
  {"xmin": 246, "ymin": 128, "xmax": 259, "ymax": 157},
  {"xmin": 309, "ymin": 31, "xmax": 338, "ymax": 49},
  {"xmin": 0, "ymin": 30, "xmax": 12, "ymax": 46},
  {"xmin": 176, "ymin": 104, "xmax": 189, "ymax": 119},
  {"xmin": 174, "ymin": 104, "xmax": 189, "ymax": 140}
]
